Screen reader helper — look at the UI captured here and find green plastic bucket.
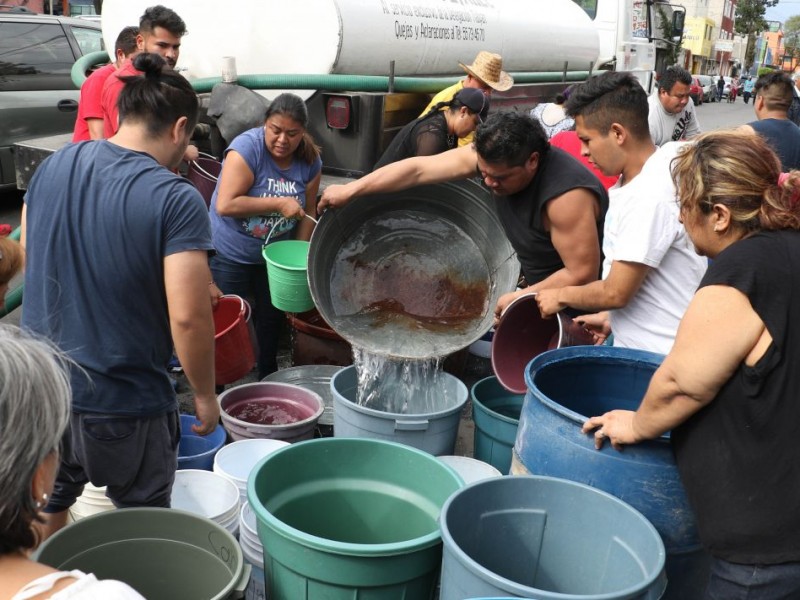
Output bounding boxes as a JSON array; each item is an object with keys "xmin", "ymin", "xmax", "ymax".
[
  {"xmin": 471, "ymin": 376, "xmax": 524, "ymax": 474},
  {"xmin": 248, "ymin": 437, "xmax": 464, "ymax": 599},
  {"xmin": 34, "ymin": 508, "xmax": 249, "ymax": 599},
  {"xmin": 262, "ymin": 240, "xmax": 314, "ymax": 312}
]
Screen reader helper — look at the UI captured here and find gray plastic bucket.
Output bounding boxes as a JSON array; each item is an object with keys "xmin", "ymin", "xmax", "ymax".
[
  {"xmin": 34, "ymin": 508, "xmax": 249, "ymax": 600},
  {"xmin": 439, "ymin": 476, "xmax": 667, "ymax": 600},
  {"xmin": 331, "ymin": 365, "xmax": 467, "ymax": 455}
]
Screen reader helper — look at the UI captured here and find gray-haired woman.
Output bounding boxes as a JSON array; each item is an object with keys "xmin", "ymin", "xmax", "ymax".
[{"xmin": 0, "ymin": 326, "xmax": 144, "ymax": 599}]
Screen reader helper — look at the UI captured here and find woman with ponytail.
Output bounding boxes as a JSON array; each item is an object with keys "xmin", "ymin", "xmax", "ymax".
[
  {"xmin": 210, "ymin": 92, "xmax": 322, "ymax": 377},
  {"xmin": 582, "ymin": 130, "xmax": 800, "ymax": 598},
  {"xmin": 373, "ymin": 87, "xmax": 489, "ymax": 169}
]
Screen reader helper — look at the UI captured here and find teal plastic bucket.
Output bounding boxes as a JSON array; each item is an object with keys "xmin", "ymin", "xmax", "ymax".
[
  {"xmin": 440, "ymin": 476, "xmax": 667, "ymax": 600},
  {"xmin": 34, "ymin": 508, "xmax": 249, "ymax": 599},
  {"xmin": 262, "ymin": 240, "xmax": 314, "ymax": 312},
  {"xmin": 248, "ymin": 437, "xmax": 463, "ymax": 599},
  {"xmin": 471, "ymin": 376, "xmax": 524, "ymax": 474}
]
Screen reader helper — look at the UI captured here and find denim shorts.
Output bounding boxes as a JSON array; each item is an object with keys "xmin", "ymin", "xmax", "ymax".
[{"xmin": 45, "ymin": 410, "xmax": 180, "ymax": 512}]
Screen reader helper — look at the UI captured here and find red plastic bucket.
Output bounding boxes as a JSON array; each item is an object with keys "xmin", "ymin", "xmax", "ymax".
[
  {"xmin": 491, "ymin": 294, "xmax": 594, "ymax": 394},
  {"xmin": 214, "ymin": 295, "xmax": 256, "ymax": 385},
  {"xmin": 186, "ymin": 155, "xmax": 222, "ymax": 208}
]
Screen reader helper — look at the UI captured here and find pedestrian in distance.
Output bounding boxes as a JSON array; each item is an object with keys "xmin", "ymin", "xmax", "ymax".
[
  {"xmin": 743, "ymin": 77, "xmax": 755, "ymax": 104},
  {"xmin": 0, "ymin": 325, "xmax": 145, "ymax": 599},
  {"xmin": 21, "ymin": 52, "xmax": 218, "ymax": 541},
  {"xmin": 716, "ymin": 75, "xmax": 725, "ymax": 102},
  {"xmin": 583, "ymin": 130, "xmax": 800, "ymax": 599}
]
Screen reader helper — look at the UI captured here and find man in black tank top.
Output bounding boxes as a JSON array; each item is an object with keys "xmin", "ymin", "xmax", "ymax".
[{"xmin": 319, "ymin": 111, "xmax": 609, "ymax": 320}]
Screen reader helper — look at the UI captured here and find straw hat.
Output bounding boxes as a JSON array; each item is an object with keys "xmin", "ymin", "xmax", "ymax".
[{"xmin": 459, "ymin": 51, "xmax": 514, "ymax": 92}]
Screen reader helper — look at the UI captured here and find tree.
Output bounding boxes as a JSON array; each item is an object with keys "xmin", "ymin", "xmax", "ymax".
[
  {"xmin": 784, "ymin": 15, "xmax": 800, "ymax": 60},
  {"xmin": 735, "ymin": 0, "xmax": 779, "ymax": 69}
]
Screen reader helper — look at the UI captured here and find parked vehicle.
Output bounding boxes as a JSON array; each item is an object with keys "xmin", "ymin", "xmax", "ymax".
[
  {"xmin": 689, "ymin": 77, "xmax": 703, "ymax": 106},
  {"xmin": 0, "ymin": 10, "xmax": 103, "ymax": 190},
  {"xmin": 696, "ymin": 75, "xmax": 716, "ymax": 103}
]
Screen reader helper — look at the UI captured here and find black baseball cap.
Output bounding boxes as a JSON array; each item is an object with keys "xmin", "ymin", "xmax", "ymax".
[{"xmin": 455, "ymin": 87, "xmax": 490, "ymax": 122}]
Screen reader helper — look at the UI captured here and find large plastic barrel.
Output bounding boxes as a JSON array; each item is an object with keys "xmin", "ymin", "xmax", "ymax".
[
  {"xmin": 34, "ymin": 508, "xmax": 249, "ymax": 600},
  {"xmin": 439, "ymin": 476, "xmax": 666, "ymax": 600},
  {"xmin": 513, "ymin": 346, "xmax": 710, "ymax": 599},
  {"xmin": 331, "ymin": 365, "xmax": 467, "ymax": 455},
  {"xmin": 248, "ymin": 438, "xmax": 463, "ymax": 599},
  {"xmin": 470, "ymin": 376, "xmax": 524, "ymax": 473}
]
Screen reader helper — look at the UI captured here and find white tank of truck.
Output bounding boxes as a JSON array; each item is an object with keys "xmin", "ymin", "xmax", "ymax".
[{"xmin": 101, "ymin": 0, "xmax": 601, "ymax": 81}]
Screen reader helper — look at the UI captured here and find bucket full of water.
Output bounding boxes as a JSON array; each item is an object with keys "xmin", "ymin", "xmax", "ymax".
[
  {"xmin": 471, "ymin": 376, "xmax": 525, "ymax": 474},
  {"xmin": 219, "ymin": 382, "xmax": 324, "ymax": 442},
  {"xmin": 513, "ymin": 346, "xmax": 710, "ymax": 599},
  {"xmin": 307, "ymin": 180, "xmax": 519, "ymax": 360},
  {"xmin": 262, "ymin": 219, "xmax": 314, "ymax": 313},
  {"xmin": 34, "ymin": 508, "xmax": 250, "ymax": 600},
  {"xmin": 492, "ymin": 293, "xmax": 594, "ymax": 394},
  {"xmin": 248, "ymin": 437, "xmax": 463, "ymax": 599},
  {"xmin": 214, "ymin": 295, "xmax": 256, "ymax": 385},
  {"xmin": 330, "ymin": 364, "xmax": 467, "ymax": 456},
  {"xmin": 439, "ymin": 476, "xmax": 666, "ymax": 600},
  {"xmin": 262, "ymin": 364, "xmax": 341, "ymax": 430}
]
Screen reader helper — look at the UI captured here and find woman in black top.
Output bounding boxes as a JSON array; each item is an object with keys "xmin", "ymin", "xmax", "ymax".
[
  {"xmin": 373, "ymin": 87, "xmax": 488, "ymax": 170},
  {"xmin": 582, "ymin": 130, "xmax": 800, "ymax": 598}
]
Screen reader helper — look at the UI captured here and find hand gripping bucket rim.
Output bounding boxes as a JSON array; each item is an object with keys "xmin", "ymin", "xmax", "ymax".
[
  {"xmin": 214, "ymin": 294, "xmax": 256, "ymax": 384},
  {"xmin": 492, "ymin": 293, "xmax": 593, "ymax": 394},
  {"xmin": 247, "ymin": 437, "xmax": 463, "ymax": 556},
  {"xmin": 262, "ymin": 217, "xmax": 314, "ymax": 313}
]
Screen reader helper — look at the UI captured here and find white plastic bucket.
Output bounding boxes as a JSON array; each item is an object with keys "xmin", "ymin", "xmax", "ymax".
[
  {"xmin": 239, "ymin": 502, "xmax": 266, "ymax": 600},
  {"xmin": 436, "ymin": 456, "xmax": 503, "ymax": 485},
  {"xmin": 69, "ymin": 482, "xmax": 115, "ymax": 522},
  {"xmin": 171, "ymin": 469, "xmax": 240, "ymax": 532},
  {"xmin": 213, "ymin": 439, "xmax": 290, "ymax": 504}
]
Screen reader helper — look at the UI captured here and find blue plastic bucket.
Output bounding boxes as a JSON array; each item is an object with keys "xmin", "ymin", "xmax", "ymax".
[
  {"xmin": 513, "ymin": 346, "xmax": 710, "ymax": 600},
  {"xmin": 178, "ymin": 414, "xmax": 227, "ymax": 471},
  {"xmin": 439, "ymin": 476, "xmax": 666, "ymax": 599},
  {"xmin": 470, "ymin": 376, "xmax": 524, "ymax": 473}
]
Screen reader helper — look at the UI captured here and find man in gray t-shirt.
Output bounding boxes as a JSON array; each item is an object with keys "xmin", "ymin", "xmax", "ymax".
[{"xmin": 648, "ymin": 66, "xmax": 701, "ymax": 146}]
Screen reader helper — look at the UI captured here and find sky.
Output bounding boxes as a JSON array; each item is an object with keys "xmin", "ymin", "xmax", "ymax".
[{"xmin": 766, "ymin": 1, "xmax": 800, "ymax": 25}]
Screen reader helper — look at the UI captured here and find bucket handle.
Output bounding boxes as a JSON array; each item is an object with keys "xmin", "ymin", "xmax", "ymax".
[
  {"xmin": 229, "ymin": 563, "xmax": 251, "ymax": 600},
  {"xmin": 394, "ymin": 419, "xmax": 430, "ymax": 431},
  {"xmin": 220, "ymin": 294, "xmax": 247, "ymax": 320},
  {"xmin": 263, "ymin": 216, "xmax": 287, "ymax": 247},
  {"xmin": 189, "ymin": 157, "xmax": 220, "ymax": 181}
]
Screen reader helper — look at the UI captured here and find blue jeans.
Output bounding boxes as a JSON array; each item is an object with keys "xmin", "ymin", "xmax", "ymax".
[
  {"xmin": 210, "ymin": 253, "xmax": 283, "ymax": 378},
  {"xmin": 705, "ymin": 557, "xmax": 800, "ymax": 600}
]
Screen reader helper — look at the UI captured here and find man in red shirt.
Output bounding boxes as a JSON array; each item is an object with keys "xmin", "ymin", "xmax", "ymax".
[
  {"xmin": 72, "ymin": 26, "xmax": 138, "ymax": 142},
  {"xmin": 101, "ymin": 5, "xmax": 187, "ymax": 139}
]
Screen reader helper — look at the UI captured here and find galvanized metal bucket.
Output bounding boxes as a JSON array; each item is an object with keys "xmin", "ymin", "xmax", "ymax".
[{"xmin": 308, "ymin": 180, "xmax": 519, "ymax": 360}]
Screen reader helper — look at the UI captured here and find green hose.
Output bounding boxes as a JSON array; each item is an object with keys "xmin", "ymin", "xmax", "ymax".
[{"xmin": 71, "ymin": 51, "xmax": 591, "ymax": 93}]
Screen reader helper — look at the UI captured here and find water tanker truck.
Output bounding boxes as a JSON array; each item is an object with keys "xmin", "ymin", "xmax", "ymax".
[{"xmin": 97, "ymin": 0, "xmax": 684, "ymax": 178}]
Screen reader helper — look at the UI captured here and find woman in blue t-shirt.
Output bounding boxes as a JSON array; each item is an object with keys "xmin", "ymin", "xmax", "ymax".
[{"xmin": 210, "ymin": 93, "xmax": 322, "ymax": 377}]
